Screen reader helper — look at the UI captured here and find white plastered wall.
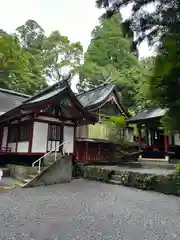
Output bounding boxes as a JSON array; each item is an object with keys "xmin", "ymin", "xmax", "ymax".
[
  {"xmin": 8, "ymin": 143, "xmax": 16, "ymax": 152},
  {"xmin": 174, "ymin": 134, "xmax": 180, "ymax": 146},
  {"xmin": 2, "ymin": 126, "xmax": 8, "ymax": 148},
  {"xmin": 63, "ymin": 126, "xmax": 74, "ymax": 154},
  {"xmin": 17, "ymin": 142, "xmax": 29, "ymax": 152},
  {"xmin": 32, "ymin": 122, "xmax": 48, "ymax": 153}
]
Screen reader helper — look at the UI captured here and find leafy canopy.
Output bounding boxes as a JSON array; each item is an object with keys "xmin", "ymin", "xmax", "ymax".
[
  {"xmin": 0, "ymin": 19, "xmax": 83, "ymax": 95},
  {"xmin": 0, "ymin": 32, "xmax": 47, "ymax": 94},
  {"xmin": 97, "ymin": 0, "xmax": 180, "ymax": 132},
  {"xmin": 78, "ymin": 14, "xmax": 147, "ymax": 109}
]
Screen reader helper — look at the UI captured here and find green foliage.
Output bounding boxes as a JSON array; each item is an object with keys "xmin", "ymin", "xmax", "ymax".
[
  {"xmin": 104, "ymin": 115, "xmax": 126, "ymax": 143},
  {"xmin": 16, "ymin": 20, "xmax": 45, "ymax": 54},
  {"xmin": 150, "ymin": 33, "xmax": 180, "ymax": 132},
  {"xmin": 134, "ymin": 57, "xmax": 156, "ymax": 111},
  {"xmin": 0, "ymin": 19, "xmax": 83, "ymax": 94},
  {"xmin": 175, "ymin": 163, "xmax": 180, "ymax": 195},
  {"xmin": 97, "ymin": 0, "xmax": 180, "ymax": 132},
  {"xmin": 43, "ymin": 30, "xmax": 83, "ymax": 81},
  {"xmin": 78, "ymin": 14, "xmax": 147, "ymax": 109},
  {"xmin": 0, "ymin": 33, "xmax": 47, "ymax": 94}
]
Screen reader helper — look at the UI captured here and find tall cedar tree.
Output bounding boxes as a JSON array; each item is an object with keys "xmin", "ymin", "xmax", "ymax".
[
  {"xmin": 78, "ymin": 14, "xmax": 146, "ymax": 109},
  {"xmin": 96, "ymin": 0, "xmax": 180, "ymax": 132}
]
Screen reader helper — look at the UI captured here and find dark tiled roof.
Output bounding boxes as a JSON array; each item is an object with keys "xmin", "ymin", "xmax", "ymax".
[
  {"xmin": 23, "ymin": 80, "xmax": 68, "ymax": 106},
  {"xmin": 0, "ymin": 88, "xmax": 29, "ymax": 114},
  {"xmin": 77, "ymin": 84, "xmax": 115, "ymax": 109},
  {"xmin": 0, "ymin": 76, "xmax": 97, "ymax": 123},
  {"xmin": 77, "ymin": 84, "xmax": 129, "ymax": 117},
  {"xmin": 127, "ymin": 107, "xmax": 166, "ymax": 123}
]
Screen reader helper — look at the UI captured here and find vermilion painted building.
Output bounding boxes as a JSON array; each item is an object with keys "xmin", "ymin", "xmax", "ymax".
[
  {"xmin": 0, "ymin": 76, "xmax": 132, "ymax": 165},
  {"xmin": 127, "ymin": 107, "xmax": 180, "ymax": 160},
  {"xmin": 0, "ymin": 76, "xmax": 97, "ymax": 164}
]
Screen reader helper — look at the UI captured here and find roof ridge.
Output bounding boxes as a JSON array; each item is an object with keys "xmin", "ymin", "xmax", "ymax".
[
  {"xmin": 23, "ymin": 74, "xmax": 72, "ymax": 104},
  {"xmin": 0, "ymin": 88, "xmax": 30, "ymax": 98},
  {"xmin": 77, "ymin": 83, "xmax": 115, "ymax": 96}
]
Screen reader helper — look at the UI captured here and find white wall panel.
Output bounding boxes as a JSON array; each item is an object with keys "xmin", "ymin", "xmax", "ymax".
[
  {"xmin": 47, "ymin": 141, "xmax": 51, "ymax": 151},
  {"xmin": 63, "ymin": 126, "xmax": 74, "ymax": 153},
  {"xmin": 174, "ymin": 134, "xmax": 180, "ymax": 146},
  {"xmin": 32, "ymin": 122, "xmax": 48, "ymax": 153},
  {"xmin": 8, "ymin": 143, "xmax": 16, "ymax": 152},
  {"xmin": 17, "ymin": 142, "xmax": 29, "ymax": 152},
  {"xmin": 2, "ymin": 127, "xmax": 8, "ymax": 148}
]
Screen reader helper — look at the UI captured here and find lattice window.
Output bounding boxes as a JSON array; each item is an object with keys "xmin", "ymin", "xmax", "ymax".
[
  {"xmin": 19, "ymin": 123, "xmax": 31, "ymax": 141},
  {"xmin": 8, "ymin": 122, "xmax": 31, "ymax": 142},
  {"xmin": 48, "ymin": 124, "xmax": 61, "ymax": 141},
  {"xmin": 8, "ymin": 125, "xmax": 19, "ymax": 143}
]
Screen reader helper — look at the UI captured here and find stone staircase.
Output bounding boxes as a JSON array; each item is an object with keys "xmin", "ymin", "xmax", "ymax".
[
  {"xmin": 109, "ymin": 174, "xmax": 123, "ymax": 185},
  {"xmin": 0, "ymin": 153, "xmax": 63, "ymax": 188},
  {"xmin": 15, "ymin": 166, "xmax": 47, "ymax": 187},
  {"xmin": 17, "ymin": 153, "xmax": 62, "ymax": 187}
]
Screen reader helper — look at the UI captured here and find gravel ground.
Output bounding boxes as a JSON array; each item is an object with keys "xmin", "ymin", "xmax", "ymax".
[{"xmin": 0, "ymin": 179, "xmax": 180, "ymax": 240}]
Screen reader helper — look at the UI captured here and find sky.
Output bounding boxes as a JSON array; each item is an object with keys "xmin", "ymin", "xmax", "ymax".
[
  {"xmin": 0, "ymin": 0, "xmax": 154, "ymax": 90},
  {"xmin": 0, "ymin": 0, "xmax": 153, "ymax": 58}
]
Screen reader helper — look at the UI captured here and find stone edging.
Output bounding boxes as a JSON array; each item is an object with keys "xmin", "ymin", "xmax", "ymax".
[{"xmin": 82, "ymin": 166, "xmax": 180, "ymax": 196}]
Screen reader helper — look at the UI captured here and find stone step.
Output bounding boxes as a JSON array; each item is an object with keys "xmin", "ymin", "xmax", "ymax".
[
  {"xmin": 15, "ymin": 182, "xmax": 25, "ymax": 187},
  {"xmin": 120, "ymin": 161, "xmax": 176, "ymax": 170},
  {"xmin": 28, "ymin": 174, "xmax": 38, "ymax": 179},
  {"xmin": 111, "ymin": 174, "xmax": 122, "ymax": 181},
  {"xmin": 17, "ymin": 175, "xmax": 35, "ymax": 184},
  {"xmin": 0, "ymin": 168, "xmax": 10, "ymax": 177},
  {"xmin": 21, "ymin": 179, "xmax": 31, "ymax": 184},
  {"xmin": 108, "ymin": 179, "xmax": 121, "ymax": 185}
]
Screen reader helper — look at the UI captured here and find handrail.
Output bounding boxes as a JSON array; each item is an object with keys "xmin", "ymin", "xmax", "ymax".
[{"xmin": 32, "ymin": 140, "xmax": 73, "ymax": 174}]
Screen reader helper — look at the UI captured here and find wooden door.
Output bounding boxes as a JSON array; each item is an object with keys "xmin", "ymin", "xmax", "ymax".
[{"xmin": 47, "ymin": 124, "xmax": 63, "ymax": 152}]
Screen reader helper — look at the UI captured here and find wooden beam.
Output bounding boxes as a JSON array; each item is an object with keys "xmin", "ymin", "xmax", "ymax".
[{"xmin": 28, "ymin": 121, "xmax": 34, "ymax": 153}]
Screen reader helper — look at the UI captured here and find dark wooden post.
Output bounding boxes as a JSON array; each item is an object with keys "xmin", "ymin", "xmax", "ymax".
[
  {"xmin": 164, "ymin": 135, "xmax": 168, "ymax": 153},
  {"xmin": 137, "ymin": 124, "xmax": 142, "ymax": 150},
  {"xmin": 164, "ymin": 135, "xmax": 170, "ymax": 162}
]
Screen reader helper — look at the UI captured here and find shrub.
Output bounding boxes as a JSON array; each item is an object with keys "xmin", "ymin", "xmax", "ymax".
[{"xmin": 175, "ymin": 163, "xmax": 180, "ymax": 195}]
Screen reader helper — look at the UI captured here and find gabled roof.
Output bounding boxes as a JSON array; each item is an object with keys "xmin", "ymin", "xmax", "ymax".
[
  {"xmin": 77, "ymin": 84, "xmax": 130, "ymax": 117},
  {"xmin": 127, "ymin": 107, "xmax": 166, "ymax": 123},
  {"xmin": 0, "ymin": 88, "xmax": 29, "ymax": 115},
  {"xmin": 0, "ymin": 76, "xmax": 97, "ymax": 123}
]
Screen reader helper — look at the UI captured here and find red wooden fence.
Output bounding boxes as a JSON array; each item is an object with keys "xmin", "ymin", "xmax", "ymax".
[{"xmin": 75, "ymin": 138, "xmax": 115, "ymax": 163}]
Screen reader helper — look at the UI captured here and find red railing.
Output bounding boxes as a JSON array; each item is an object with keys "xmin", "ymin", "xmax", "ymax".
[{"xmin": 75, "ymin": 138, "xmax": 115, "ymax": 163}]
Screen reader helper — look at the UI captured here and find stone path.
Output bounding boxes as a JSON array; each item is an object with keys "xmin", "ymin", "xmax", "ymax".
[{"xmin": 0, "ymin": 179, "xmax": 180, "ymax": 240}]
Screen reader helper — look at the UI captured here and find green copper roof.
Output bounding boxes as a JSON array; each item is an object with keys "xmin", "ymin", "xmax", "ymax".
[{"xmin": 127, "ymin": 107, "xmax": 166, "ymax": 123}]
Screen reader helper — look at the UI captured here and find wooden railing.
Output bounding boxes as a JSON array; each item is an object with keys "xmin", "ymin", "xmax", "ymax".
[
  {"xmin": 0, "ymin": 147, "xmax": 11, "ymax": 152},
  {"xmin": 75, "ymin": 138, "xmax": 115, "ymax": 163}
]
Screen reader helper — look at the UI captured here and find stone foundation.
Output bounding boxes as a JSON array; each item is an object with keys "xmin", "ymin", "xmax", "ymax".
[
  {"xmin": 24, "ymin": 155, "xmax": 72, "ymax": 188},
  {"xmin": 83, "ymin": 166, "xmax": 180, "ymax": 196},
  {"xmin": 7, "ymin": 164, "xmax": 37, "ymax": 180}
]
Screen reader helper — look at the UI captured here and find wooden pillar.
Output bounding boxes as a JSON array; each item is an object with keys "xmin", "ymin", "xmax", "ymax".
[
  {"xmin": 85, "ymin": 141, "xmax": 88, "ymax": 162},
  {"xmin": 164, "ymin": 135, "xmax": 168, "ymax": 153},
  {"xmin": 28, "ymin": 121, "xmax": 34, "ymax": 153},
  {"xmin": 73, "ymin": 122, "xmax": 77, "ymax": 162},
  {"xmin": 138, "ymin": 125, "xmax": 142, "ymax": 150}
]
